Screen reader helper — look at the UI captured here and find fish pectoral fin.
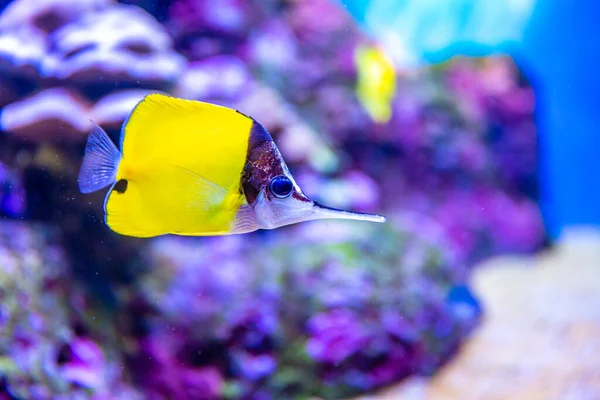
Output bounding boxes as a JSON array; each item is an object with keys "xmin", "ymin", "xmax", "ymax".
[
  {"xmin": 104, "ymin": 164, "xmax": 241, "ymax": 238},
  {"xmin": 163, "ymin": 165, "xmax": 229, "ymax": 208}
]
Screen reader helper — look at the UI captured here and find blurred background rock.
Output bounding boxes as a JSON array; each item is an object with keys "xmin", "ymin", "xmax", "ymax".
[{"xmin": 0, "ymin": 0, "xmax": 596, "ymax": 399}]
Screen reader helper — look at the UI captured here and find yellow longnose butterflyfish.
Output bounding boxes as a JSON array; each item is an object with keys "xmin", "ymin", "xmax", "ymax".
[
  {"xmin": 355, "ymin": 43, "xmax": 397, "ymax": 124},
  {"xmin": 78, "ymin": 93, "xmax": 385, "ymax": 238}
]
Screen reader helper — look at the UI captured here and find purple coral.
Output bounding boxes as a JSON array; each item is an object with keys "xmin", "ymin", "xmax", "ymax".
[
  {"xmin": 0, "ymin": 88, "xmax": 92, "ymax": 141},
  {"xmin": 174, "ymin": 56, "xmax": 251, "ymax": 103},
  {"xmin": 58, "ymin": 337, "xmax": 106, "ymax": 389},
  {"xmin": 0, "ymin": 164, "xmax": 26, "ymax": 217},
  {"xmin": 136, "ymin": 331, "xmax": 225, "ymax": 400},
  {"xmin": 306, "ymin": 309, "xmax": 370, "ymax": 365},
  {"xmin": 0, "ymin": 222, "xmax": 140, "ymax": 399}
]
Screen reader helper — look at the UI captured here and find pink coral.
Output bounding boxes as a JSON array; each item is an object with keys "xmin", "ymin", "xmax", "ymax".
[
  {"xmin": 306, "ymin": 309, "xmax": 370, "ymax": 364},
  {"xmin": 59, "ymin": 337, "xmax": 106, "ymax": 389}
]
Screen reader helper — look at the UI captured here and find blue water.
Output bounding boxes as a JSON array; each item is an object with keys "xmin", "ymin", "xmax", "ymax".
[{"xmin": 520, "ymin": 0, "xmax": 600, "ymax": 238}]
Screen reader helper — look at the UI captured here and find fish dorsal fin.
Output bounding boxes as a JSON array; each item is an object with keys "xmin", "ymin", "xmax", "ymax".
[
  {"xmin": 119, "ymin": 94, "xmax": 253, "ymax": 191},
  {"xmin": 104, "ymin": 164, "xmax": 243, "ymax": 237}
]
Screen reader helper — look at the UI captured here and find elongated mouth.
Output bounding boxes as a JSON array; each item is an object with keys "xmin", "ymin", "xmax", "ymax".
[{"xmin": 312, "ymin": 202, "xmax": 386, "ymax": 223}]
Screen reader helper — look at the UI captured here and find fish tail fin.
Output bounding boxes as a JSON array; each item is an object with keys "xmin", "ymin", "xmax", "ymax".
[{"xmin": 78, "ymin": 122, "xmax": 122, "ymax": 194}]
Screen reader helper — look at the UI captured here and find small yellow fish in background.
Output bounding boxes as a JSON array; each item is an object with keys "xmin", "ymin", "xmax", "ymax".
[
  {"xmin": 354, "ymin": 43, "xmax": 397, "ymax": 124},
  {"xmin": 78, "ymin": 94, "xmax": 386, "ymax": 238}
]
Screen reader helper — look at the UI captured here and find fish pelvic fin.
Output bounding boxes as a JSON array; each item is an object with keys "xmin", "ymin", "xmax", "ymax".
[{"xmin": 78, "ymin": 122, "xmax": 122, "ymax": 194}]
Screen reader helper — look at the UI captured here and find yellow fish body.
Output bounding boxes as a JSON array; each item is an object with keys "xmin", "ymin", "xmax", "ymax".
[
  {"xmin": 78, "ymin": 94, "xmax": 385, "ymax": 238},
  {"xmin": 355, "ymin": 44, "xmax": 397, "ymax": 124}
]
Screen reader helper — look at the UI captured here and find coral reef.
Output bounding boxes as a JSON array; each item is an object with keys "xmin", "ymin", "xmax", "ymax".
[
  {"xmin": 0, "ymin": 0, "xmax": 185, "ymax": 144},
  {"xmin": 0, "ymin": 221, "xmax": 141, "ymax": 399},
  {"xmin": 129, "ymin": 219, "xmax": 479, "ymax": 399}
]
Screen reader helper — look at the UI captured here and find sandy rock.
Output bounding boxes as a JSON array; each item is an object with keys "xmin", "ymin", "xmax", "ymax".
[{"xmin": 357, "ymin": 229, "xmax": 600, "ymax": 400}]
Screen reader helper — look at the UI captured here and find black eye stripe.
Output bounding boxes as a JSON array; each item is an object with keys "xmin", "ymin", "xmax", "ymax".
[{"xmin": 269, "ymin": 175, "xmax": 293, "ymax": 199}]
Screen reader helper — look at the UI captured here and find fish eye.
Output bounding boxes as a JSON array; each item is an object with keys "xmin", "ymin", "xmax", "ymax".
[{"xmin": 269, "ymin": 175, "xmax": 294, "ymax": 199}]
